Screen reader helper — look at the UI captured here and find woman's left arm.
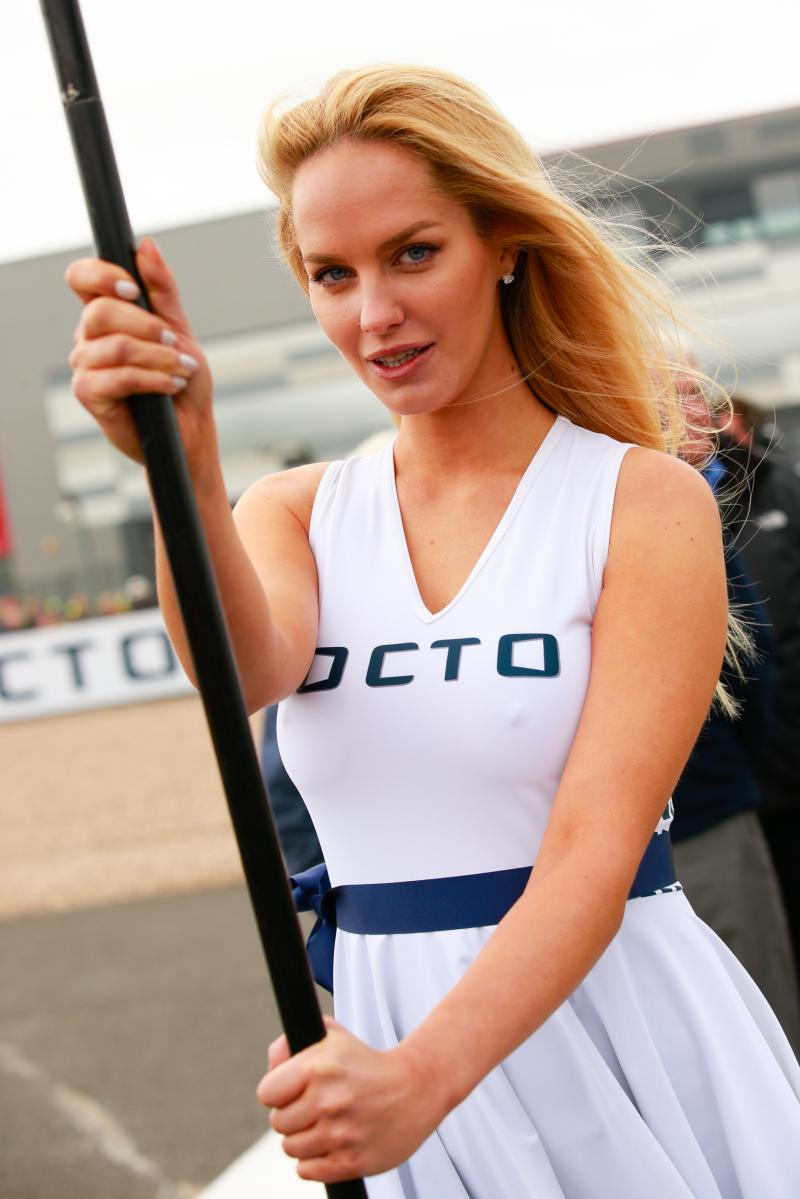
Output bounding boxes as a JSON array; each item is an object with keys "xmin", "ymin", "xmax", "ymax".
[{"xmin": 258, "ymin": 448, "xmax": 728, "ymax": 1183}]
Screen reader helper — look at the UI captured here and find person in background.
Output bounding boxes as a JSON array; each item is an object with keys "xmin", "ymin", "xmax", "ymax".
[
  {"xmin": 671, "ymin": 384, "xmax": 800, "ymax": 1050},
  {"xmin": 719, "ymin": 396, "xmax": 800, "ymax": 978},
  {"xmin": 671, "ymin": 542, "xmax": 800, "ymax": 1052}
]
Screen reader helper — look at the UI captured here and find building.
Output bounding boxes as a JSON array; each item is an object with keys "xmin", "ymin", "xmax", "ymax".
[
  {"xmin": 562, "ymin": 105, "xmax": 800, "ymax": 433},
  {"xmin": 0, "ymin": 212, "xmax": 392, "ymax": 601},
  {"xmin": 1, "ymin": 104, "xmax": 798, "ymax": 602}
]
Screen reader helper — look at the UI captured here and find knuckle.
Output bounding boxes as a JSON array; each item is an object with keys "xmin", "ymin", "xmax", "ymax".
[
  {"xmin": 327, "ymin": 1121, "xmax": 354, "ymax": 1151},
  {"xmin": 318, "ymin": 1093, "xmax": 344, "ymax": 1119},
  {"xmin": 311, "ymin": 1056, "xmax": 340, "ymax": 1082},
  {"xmin": 110, "ymin": 334, "xmax": 131, "ymax": 364}
]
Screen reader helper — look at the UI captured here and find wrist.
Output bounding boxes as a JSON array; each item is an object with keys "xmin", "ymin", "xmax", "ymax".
[
  {"xmin": 187, "ymin": 420, "xmax": 224, "ymax": 498},
  {"xmin": 394, "ymin": 1031, "xmax": 469, "ymax": 1125}
]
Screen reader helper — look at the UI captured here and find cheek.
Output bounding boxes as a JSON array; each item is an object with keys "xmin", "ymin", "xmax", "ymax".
[
  {"xmin": 438, "ymin": 264, "xmax": 499, "ymax": 350},
  {"xmin": 311, "ymin": 296, "xmax": 360, "ymax": 360}
]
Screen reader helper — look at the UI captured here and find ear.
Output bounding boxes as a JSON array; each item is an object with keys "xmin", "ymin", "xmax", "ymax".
[{"xmin": 498, "ymin": 245, "xmax": 518, "ymax": 279}]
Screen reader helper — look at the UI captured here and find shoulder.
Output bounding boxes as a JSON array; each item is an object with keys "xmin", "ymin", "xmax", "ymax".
[
  {"xmin": 615, "ymin": 446, "xmax": 720, "ymax": 529},
  {"xmin": 606, "ymin": 447, "xmax": 723, "ymax": 583},
  {"xmin": 234, "ymin": 461, "xmax": 331, "ymax": 534}
]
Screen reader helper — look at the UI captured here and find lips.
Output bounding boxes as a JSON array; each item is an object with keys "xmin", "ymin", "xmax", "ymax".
[{"xmin": 366, "ymin": 343, "xmax": 433, "ymax": 380}]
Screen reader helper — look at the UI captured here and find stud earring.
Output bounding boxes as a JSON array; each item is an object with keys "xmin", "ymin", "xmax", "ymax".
[{"xmin": 502, "ymin": 271, "xmax": 514, "ymax": 285}]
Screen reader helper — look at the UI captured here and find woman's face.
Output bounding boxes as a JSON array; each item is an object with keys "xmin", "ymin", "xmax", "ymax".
[{"xmin": 291, "ymin": 139, "xmax": 516, "ymax": 419}]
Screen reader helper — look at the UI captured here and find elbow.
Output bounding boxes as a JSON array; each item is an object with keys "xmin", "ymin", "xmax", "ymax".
[{"xmin": 535, "ymin": 838, "xmax": 630, "ymax": 938}]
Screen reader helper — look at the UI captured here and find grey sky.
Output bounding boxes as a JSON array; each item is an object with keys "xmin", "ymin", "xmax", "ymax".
[{"xmin": 3, "ymin": 0, "xmax": 798, "ymax": 264}]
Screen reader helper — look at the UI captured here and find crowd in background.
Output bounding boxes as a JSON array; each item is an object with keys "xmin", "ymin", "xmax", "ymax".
[{"xmin": 0, "ymin": 574, "xmax": 155, "ymax": 633}]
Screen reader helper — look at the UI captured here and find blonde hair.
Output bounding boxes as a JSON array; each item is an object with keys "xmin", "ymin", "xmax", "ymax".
[{"xmin": 257, "ymin": 63, "xmax": 751, "ymax": 715}]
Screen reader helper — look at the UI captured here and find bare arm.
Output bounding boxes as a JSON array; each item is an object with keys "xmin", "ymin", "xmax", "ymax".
[
  {"xmin": 65, "ymin": 241, "xmax": 323, "ymax": 710},
  {"xmin": 152, "ymin": 459, "xmax": 326, "ymax": 711},
  {"xmin": 258, "ymin": 447, "xmax": 729, "ymax": 1183},
  {"xmin": 401, "ymin": 447, "xmax": 727, "ymax": 1111}
]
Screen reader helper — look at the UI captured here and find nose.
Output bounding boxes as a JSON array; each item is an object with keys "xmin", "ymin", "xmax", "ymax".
[{"xmin": 359, "ymin": 279, "xmax": 404, "ymax": 336}]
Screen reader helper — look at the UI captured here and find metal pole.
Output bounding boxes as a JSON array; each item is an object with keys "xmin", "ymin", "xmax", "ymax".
[{"xmin": 39, "ymin": 3, "xmax": 367, "ymax": 1194}]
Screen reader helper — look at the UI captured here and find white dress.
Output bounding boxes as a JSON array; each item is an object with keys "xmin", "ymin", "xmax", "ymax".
[{"xmin": 278, "ymin": 414, "xmax": 800, "ymax": 1198}]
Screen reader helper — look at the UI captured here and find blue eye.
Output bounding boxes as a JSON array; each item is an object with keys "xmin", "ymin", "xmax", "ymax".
[
  {"xmin": 309, "ymin": 243, "xmax": 437, "ymax": 287},
  {"xmin": 311, "ymin": 265, "xmax": 351, "ymax": 286},
  {"xmin": 398, "ymin": 243, "xmax": 436, "ymax": 265}
]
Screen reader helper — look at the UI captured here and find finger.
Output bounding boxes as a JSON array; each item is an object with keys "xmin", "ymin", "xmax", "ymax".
[
  {"xmin": 72, "ymin": 365, "xmax": 189, "ymax": 410},
  {"xmin": 65, "ymin": 257, "xmax": 142, "ymax": 306},
  {"xmin": 267, "ymin": 1033, "xmax": 291, "ymax": 1072},
  {"xmin": 256, "ymin": 1059, "xmax": 309, "ymax": 1110},
  {"xmin": 269, "ymin": 1091, "xmax": 318, "ymax": 1136},
  {"xmin": 282, "ymin": 1122, "xmax": 351, "ymax": 1161},
  {"xmin": 78, "ymin": 296, "xmax": 176, "ymax": 345},
  {"xmin": 70, "ymin": 333, "xmax": 198, "ymax": 379},
  {"xmin": 297, "ymin": 1153, "xmax": 362, "ymax": 1184},
  {"xmin": 136, "ymin": 237, "xmax": 193, "ymax": 336}
]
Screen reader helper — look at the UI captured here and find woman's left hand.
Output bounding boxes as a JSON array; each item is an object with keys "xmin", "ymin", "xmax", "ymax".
[{"xmin": 257, "ymin": 1016, "xmax": 446, "ymax": 1183}]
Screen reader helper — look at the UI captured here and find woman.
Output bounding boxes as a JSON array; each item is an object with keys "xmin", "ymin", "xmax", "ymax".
[{"xmin": 66, "ymin": 65, "xmax": 800, "ymax": 1197}]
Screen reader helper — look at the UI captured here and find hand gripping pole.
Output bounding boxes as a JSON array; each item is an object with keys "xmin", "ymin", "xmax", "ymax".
[{"xmin": 39, "ymin": 3, "xmax": 368, "ymax": 1194}]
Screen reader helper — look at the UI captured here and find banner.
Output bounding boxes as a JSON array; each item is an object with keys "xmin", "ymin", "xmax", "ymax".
[{"xmin": 0, "ymin": 608, "xmax": 194, "ymax": 724}]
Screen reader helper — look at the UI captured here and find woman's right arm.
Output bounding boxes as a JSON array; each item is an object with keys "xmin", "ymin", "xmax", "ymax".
[{"xmin": 66, "ymin": 238, "xmax": 321, "ymax": 712}]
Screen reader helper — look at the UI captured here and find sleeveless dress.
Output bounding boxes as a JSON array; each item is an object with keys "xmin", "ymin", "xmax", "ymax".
[{"xmin": 277, "ymin": 414, "xmax": 800, "ymax": 1198}]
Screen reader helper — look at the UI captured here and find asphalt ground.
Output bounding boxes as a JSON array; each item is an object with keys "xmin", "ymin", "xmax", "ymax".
[{"xmin": 1, "ymin": 696, "xmax": 328, "ymax": 1198}]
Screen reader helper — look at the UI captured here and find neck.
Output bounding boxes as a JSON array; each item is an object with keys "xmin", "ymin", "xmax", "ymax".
[{"xmin": 393, "ymin": 381, "xmax": 556, "ymax": 486}]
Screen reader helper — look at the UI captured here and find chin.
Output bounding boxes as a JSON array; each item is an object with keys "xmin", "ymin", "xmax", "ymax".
[
  {"xmin": 382, "ymin": 395, "xmax": 450, "ymax": 419},
  {"xmin": 376, "ymin": 378, "xmax": 466, "ymax": 419}
]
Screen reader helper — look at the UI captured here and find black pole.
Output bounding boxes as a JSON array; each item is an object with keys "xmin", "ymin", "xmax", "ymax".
[{"xmin": 39, "ymin": 3, "xmax": 367, "ymax": 1195}]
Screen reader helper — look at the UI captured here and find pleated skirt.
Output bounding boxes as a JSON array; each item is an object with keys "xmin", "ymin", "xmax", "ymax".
[{"xmin": 334, "ymin": 890, "xmax": 800, "ymax": 1198}]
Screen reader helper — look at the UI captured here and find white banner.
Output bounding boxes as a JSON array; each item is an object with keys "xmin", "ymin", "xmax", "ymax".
[{"xmin": 0, "ymin": 609, "xmax": 194, "ymax": 724}]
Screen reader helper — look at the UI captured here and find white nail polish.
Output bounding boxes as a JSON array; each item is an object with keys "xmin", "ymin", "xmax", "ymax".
[
  {"xmin": 160, "ymin": 329, "xmax": 178, "ymax": 346},
  {"xmin": 171, "ymin": 376, "xmax": 188, "ymax": 391},
  {"xmin": 115, "ymin": 280, "xmax": 140, "ymax": 300},
  {"xmin": 179, "ymin": 353, "xmax": 199, "ymax": 372}
]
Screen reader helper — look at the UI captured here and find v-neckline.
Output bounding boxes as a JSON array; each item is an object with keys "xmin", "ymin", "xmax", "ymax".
[{"xmin": 387, "ymin": 415, "xmax": 568, "ymax": 624}]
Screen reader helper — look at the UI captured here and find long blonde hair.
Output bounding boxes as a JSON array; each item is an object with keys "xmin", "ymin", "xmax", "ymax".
[{"xmin": 257, "ymin": 63, "xmax": 751, "ymax": 714}]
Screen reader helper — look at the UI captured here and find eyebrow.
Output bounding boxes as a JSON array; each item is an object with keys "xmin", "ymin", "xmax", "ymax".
[{"xmin": 302, "ymin": 220, "xmax": 444, "ymax": 265}]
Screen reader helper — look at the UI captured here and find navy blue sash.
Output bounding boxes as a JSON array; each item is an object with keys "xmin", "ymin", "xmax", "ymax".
[{"xmin": 291, "ymin": 830, "xmax": 678, "ymax": 993}]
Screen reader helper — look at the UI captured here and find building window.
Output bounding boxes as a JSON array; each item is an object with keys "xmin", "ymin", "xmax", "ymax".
[
  {"xmin": 754, "ymin": 170, "xmax": 800, "ymax": 239},
  {"xmin": 696, "ymin": 182, "xmax": 758, "ymax": 245}
]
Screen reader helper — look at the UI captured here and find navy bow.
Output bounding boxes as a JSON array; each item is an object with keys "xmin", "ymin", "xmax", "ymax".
[{"xmin": 290, "ymin": 862, "xmax": 336, "ymax": 993}]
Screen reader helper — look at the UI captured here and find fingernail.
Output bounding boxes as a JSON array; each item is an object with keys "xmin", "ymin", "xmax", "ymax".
[
  {"xmin": 179, "ymin": 353, "xmax": 199, "ymax": 372},
  {"xmin": 171, "ymin": 376, "xmax": 188, "ymax": 391},
  {"xmin": 161, "ymin": 329, "xmax": 178, "ymax": 346},
  {"xmin": 115, "ymin": 280, "xmax": 140, "ymax": 300}
]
